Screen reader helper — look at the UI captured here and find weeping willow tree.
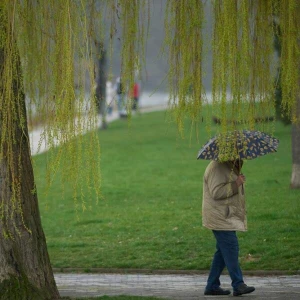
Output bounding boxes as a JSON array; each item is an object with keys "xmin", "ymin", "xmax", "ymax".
[
  {"xmin": 0, "ymin": 0, "xmax": 299, "ymax": 299},
  {"xmin": 0, "ymin": 0, "xmax": 150, "ymax": 298}
]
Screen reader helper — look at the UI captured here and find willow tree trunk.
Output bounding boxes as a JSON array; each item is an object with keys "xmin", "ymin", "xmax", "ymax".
[
  {"xmin": 0, "ymin": 52, "xmax": 60, "ymax": 300},
  {"xmin": 291, "ymin": 93, "xmax": 300, "ymax": 189}
]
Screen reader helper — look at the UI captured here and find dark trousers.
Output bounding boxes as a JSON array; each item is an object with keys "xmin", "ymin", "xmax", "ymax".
[
  {"xmin": 206, "ymin": 230, "xmax": 244, "ymax": 291},
  {"xmin": 132, "ymin": 97, "xmax": 138, "ymax": 110}
]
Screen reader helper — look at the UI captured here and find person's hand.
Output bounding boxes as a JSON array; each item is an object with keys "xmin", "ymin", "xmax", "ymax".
[{"xmin": 236, "ymin": 174, "xmax": 246, "ymax": 187}]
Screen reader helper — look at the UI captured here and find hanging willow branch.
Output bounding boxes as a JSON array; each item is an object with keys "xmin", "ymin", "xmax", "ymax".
[
  {"xmin": 0, "ymin": 0, "xmax": 299, "ymax": 228},
  {"xmin": 212, "ymin": 0, "xmax": 275, "ymax": 134},
  {"xmin": 279, "ymin": 0, "xmax": 300, "ymax": 123},
  {"xmin": 165, "ymin": 0, "xmax": 205, "ymax": 136},
  {"xmin": 0, "ymin": 0, "xmax": 150, "ymax": 228},
  {"xmin": 164, "ymin": 0, "xmax": 299, "ymax": 160},
  {"xmin": 0, "ymin": 0, "xmax": 104, "ymax": 223}
]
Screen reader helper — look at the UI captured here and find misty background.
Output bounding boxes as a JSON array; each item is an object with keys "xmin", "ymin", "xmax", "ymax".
[{"xmin": 103, "ymin": 0, "xmax": 213, "ymax": 95}]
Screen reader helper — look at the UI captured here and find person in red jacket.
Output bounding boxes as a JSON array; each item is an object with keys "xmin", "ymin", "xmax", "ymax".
[{"xmin": 130, "ymin": 82, "xmax": 140, "ymax": 111}]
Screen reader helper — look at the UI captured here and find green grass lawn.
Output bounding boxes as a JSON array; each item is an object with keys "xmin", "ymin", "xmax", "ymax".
[{"xmin": 34, "ymin": 110, "xmax": 300, "ymax": 271}]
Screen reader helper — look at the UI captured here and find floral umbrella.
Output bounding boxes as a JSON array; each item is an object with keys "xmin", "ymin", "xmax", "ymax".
[{"xmin": 197, "ymin": 130, "xmax": 279, "ymax": 161}]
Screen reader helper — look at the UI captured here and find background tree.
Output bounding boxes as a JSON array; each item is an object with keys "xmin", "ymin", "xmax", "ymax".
[
  {"xmin": 291, "ymin": 94, "xmax": 300, "ymax": 188},
  {"xmin": 273, "ymin": 21, "xmax": 290, "ymax": 125},
  {"xmin": 94, "ymin": 40, "xmax": 108, "ymax": 129}
]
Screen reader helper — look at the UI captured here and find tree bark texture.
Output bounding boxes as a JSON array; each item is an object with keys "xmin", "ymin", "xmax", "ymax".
[
  {"xmin": 0, "ymin": 46, "xmax": 60, "ymax": 300},
  {"xmin": 290, "ymin": 93, "xmax": 300, "ymax": 189}
]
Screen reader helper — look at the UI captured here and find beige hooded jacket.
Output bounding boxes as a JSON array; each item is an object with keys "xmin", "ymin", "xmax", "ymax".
[{"xmin": 202, "ymin": 161, "xmax": 247, "ymax": 231}]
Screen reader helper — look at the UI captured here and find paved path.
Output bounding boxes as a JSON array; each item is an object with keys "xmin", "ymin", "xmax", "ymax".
[{"xmin": 55, "ymin": 273, "xmax": 300, "ymax": 299}]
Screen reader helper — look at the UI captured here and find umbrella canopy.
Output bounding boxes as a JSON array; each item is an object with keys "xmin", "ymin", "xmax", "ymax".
[{"xmin": 197, "ymin": 130, "xmax": 279, "ymax": 161}]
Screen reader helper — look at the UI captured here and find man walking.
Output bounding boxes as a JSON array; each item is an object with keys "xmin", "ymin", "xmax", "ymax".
[{"xmin": 202, "ymin": 159, "xmax": 255, "ymax": 296}]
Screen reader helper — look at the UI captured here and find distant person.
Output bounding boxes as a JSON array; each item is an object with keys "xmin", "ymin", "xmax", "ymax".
[
  {"xmin": 106, "ymin": 81, "xmax": 114, "ymax": 115},
  {"xmin": 202, "ymin": 159, "xmax": 255, "ymax": 297},
  {"xmin": 130, "ymin": 82, "xmax": 140, "ymax": 111}
]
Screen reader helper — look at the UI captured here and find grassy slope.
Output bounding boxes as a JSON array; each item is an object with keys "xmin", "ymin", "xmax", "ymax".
[{"xmin": 34, "ymin": 110, "xmax": 300, "ymax": 271}]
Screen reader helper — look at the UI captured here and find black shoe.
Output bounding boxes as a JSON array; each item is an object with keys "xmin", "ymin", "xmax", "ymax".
[
  {"xmin": 233, "ymin": 283, "xmax": 255, "ymax": 296},
  {"xmin": 204, "ymin": 287, "xmax": 231, "ymax": 295}
]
